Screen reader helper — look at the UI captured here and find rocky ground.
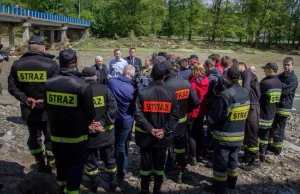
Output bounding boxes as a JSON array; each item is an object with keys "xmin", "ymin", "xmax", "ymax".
[{"xmin": 0, "ymin": 98, "xmax": 300, "ymax": 194}]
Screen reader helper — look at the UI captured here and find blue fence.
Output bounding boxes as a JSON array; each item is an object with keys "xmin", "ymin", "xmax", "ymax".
[{"xmin": 0, "ymin": 4, "xmax": 91, "ymax": 26}]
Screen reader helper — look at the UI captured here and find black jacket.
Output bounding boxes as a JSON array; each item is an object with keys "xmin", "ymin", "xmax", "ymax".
[
  {"xmin": 241, "ymin": 69, "xmax": 260, "ymax": 105},
  {"xmin": 214, "ymin": 69, "xmax": 229, "ymax": 96},
  {"xmin": 164, "ymin": 72, "xmax": 199, "ymax": 136},
  {"xmin": 259, "ymin": 75, "xmax": 282, "ymax": 128},
  {"xmin": 124, "ymin": 56, "xmax": 142, "ymax": 72},
  {"xmin": 90, "ymin": 64, "xmax": 109, "ymax": 85},
  {"xmin": 85, "ymin": 78, "xmax": 117, "ymax": 148},
  {"xmin": 8, "ymin": 50, "xmax": 59, "ymax": 105},
  {"xmin": 206, "ymin": 68, "xmax": 222, "ymax": 112},
  {"xmin": 134, "ymin": 80, "xmax": 179, "ymax": 148},
  {"xmin": 276, "ymin": 70, "xmax": 298, "ymax": 116},
  {"xmin": 208, "ymin": 82, "xmax": 250, "ymax": 147},
  {"xmin": 45, "ymin": 69, "xmax": 95, "ymax": 142}
]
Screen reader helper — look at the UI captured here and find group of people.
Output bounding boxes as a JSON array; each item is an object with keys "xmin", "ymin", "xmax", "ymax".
[{"xmin": 4, "ymin": 34, "xmax": 298, "ymax": 194}]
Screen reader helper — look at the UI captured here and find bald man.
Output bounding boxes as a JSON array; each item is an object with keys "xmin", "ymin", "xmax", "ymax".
[
  {"xmin": 90, "ymin": 56, "xmax": 109, "ymax": 85},
  {"xmin": 248, "ymin": 66, "xmax": 256, "ymax": 73}
]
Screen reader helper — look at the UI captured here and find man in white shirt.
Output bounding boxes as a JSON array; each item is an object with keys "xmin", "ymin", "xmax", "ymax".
[{"xmin": 109, "ymin": 49, "xmax": 128, "ymax": 78}]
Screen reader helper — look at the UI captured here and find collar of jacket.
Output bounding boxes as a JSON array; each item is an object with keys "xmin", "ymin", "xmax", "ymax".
[
  {"xmin": 21, "ymin": 50, "xmax": 55, "ymax": 59},
  {"xmin": 282, "ymin": 70, "xmax": 294, "ymax": 78},
  {"xmin": 117, "ymin": 75, "xmax": 134, "ymax": 85},
  {"xmin": 94, "ymin": 64, "xmax": 106, "ymax": 69},
  {"xmin": 150, "ymin": 80, "xmax": 164, "ymax": 85},
  {"xmin": 207, "ymin": 67, "xmax": 221, "ymax": 76},
  {"xmin": 84, "ymin": 77, "xmax": 96, "ymax": 82},
  {"xmin": 265, "ymin": 75, "xmax": 278, "ymax": 79},
  {"xmin": 60, "ymin": 68, "xmax": 82, "ymax": 77},
  {"xmin": 164, "ymin": 71, "xmax": 178, "ymax": 81},
  {"xmin": 190, "ymin": 74, "xmax": 206, "ymax": 82}
]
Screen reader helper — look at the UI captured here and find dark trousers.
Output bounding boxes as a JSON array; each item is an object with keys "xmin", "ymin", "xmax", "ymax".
[
  {"xmin": 271, "ymin": 114, "xmax": 288, "ymax": 152},
  {"xmin": 53, "ymin": 141, "xmax": 87, "ymax": 193},
  {"xmin": 85, "ymin": 144, "xmax": 116, "ymax": 176},
  {"xmin": 26, "ymin": 110, "xmax": 54, "ymax": 165},
  {"xmin": 244, "ymin": 104, "xmax": 260, "ymax": 154},
  {"xmin": 188, "ymin": 117, "xmax": 205, "ymax": 158},
  {"xmin": 140, "ymin": 147, "xmax": 167, "ymax": 191},
  {"xmin": 259, "ymin": 127, "xmax": 271, "ymax": 156},
  {"xmin": 212, "ymin": 144, "xmax": 239, "ymax": 193},
  {"xmin": 174, "ymin": 133, "xmax": 186, "ymax": 169}
]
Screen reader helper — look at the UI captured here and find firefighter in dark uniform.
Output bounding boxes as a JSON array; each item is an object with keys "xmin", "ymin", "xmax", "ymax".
[
  {"xmin": 270, "ymin": 57, "xmax": 298, "ymax": 155},
  {"xmin": 80, "ymin": 67, "xmax": 120, "ymax": 192},
  {"xmin": 207, "ymin": 67, "xmax": 250, "ymax": 194},
  {"xmin": 163, "ymin": 60, "xmax": 199, "ymax": 183},
  {"xmin": 8, "ymin": 35, "xmax": 59, "ymax": 172},
  {"xmin": 135, "ymin": 63, "xmax": 179, "ymax": 194},
  {"xmin": 45, "ymin": 49, "xmax": 96, "ymax": 194},
  {"xmin": 258, "ymin": 62, "xmax": 282, "ymax": 162},
  {"xmin": 234, "ymin": 62, "xmax": 261, "ymax": 170}
]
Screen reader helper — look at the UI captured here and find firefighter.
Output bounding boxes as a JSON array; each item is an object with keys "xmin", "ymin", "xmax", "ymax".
[
  {"xmin": 135, "ymin": 62, "xmax": 179, "ymax": 194},
  {"xmin": 8, "ymin": 35, "xmax": 59, "ymax": 173},
  {"xmin": 45, "ymin": 49, "xmax": 96, "ymax": 194},
  {"xmin": 207, "ymin": 67, "xmax": 250, "ymax": 194},
  {"xmin": 235, "ymin": 62, "xmax": 261, "ymax": 170},
  {"xmin": 258, "ymin": 62, "xmax": 282, "ymax": 162},
  {"xmin": 270, "ymin": 57, "xmax": 298, "ymax": 155},
  {"xmin": 81, "ymin": 67, "xmax": 119, "ymax": 192},
  {"xmin": 163, "ymin": 60, "xmax": 199, "ymax": 183}
]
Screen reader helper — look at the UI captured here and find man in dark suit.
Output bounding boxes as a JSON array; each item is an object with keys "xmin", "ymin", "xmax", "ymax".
[
  {"xmin": 124, "ymin": 47, "xmax": 142, "ymax": 73},
  {"xmin": 90, "ymin": 56, "xmax": 109, "ymax": 85}
]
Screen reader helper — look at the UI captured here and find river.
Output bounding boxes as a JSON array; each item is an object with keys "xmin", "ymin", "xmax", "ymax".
[{"xmin": 1, "ymin": 51, "xmax": 300, "ymax": 110}]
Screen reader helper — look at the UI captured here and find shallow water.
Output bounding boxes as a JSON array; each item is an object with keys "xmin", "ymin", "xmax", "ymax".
[{"xmin": 1, "ymin": 51, "xmax": 300, "ymax": 110}]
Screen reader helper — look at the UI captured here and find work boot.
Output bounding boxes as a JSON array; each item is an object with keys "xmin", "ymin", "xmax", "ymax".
[
  {"xmin": 90, "ymin": 175, "xmax": 100, "ymax": 193},
  {"xmin": 153, "ymin": 183, "xmax": 162, "ymax": 194},
  {"xmin": 259, "ymin": 144, "xmax": 267, "ymax": 163},
  {"xmin": 240, "ymin": 149, "xmax": 251, "ymax": 163},
  {"xmin": 0, "ymin": 183, "xmax": 3, "ymax": 190},
  {"xmin": 188, "ymin": 156, "xmax": 197, "ymax": 166},
  {"xmin": 259, "ymin": 154, "xmax": 265, "ymax": 163},
  {"xmin": 177, "ymin": 167, "xmax": 184, "ymax": 184},
  {"xmin": 243, "ymin": 152, "xmax": 261, "ymax": 171},
  {"xmin": 227, "ymin": 176, "xmax": 237, "ymax": 190},
  {"xmin": 140, "ymin": 176, "xmax": 150, "ymax": 194},
  {"xmin": 35, "ymin": 155, "xmax": 46, "ymax": 173},
  {"xmin": 109, "ymin": 173, "xmax": 121, "ymax": 192}
]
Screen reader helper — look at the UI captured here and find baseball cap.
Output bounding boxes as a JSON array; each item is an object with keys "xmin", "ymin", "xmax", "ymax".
[
  {"xmin": 82, "ymin": 67, "xmax": 96, "ymax": 77},
  {"xmin": 29, "ymin": 35, "xmax": 45, "ymax": 45},
  {"xmin": 227, "ymin": 67, "xmax": 240, "ymax": 79},
  {"xmin": 151, "ymin": 63, "xmax": 166, "ymax": 78},
  {"xmin": 161, "ymin": 60, "xmax": 173, "ymax": 70},
  {"xmin": 261, "ymin": 62, "xmax": 278, "ymax": 70},
  {"xmin": 188, "ymin": 54, "xmax": 199, "ymax": 60},
  {"xmin": 57, "ymin": 49, "xmax": 77, "ymax": 64}
]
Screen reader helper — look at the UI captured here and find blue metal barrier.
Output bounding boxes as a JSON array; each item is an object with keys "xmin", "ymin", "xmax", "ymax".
[{"xmin": 0, "ymin": 4, "xmax": 91, "ymax": 26}]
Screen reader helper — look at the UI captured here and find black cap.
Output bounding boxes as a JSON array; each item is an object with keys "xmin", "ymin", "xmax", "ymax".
[
  {"xmin": 29, "ymin": 35, "xmax": 45, "ymax": 45},
  {"xmin": 227, "ymin": 67, "xmax": 240, "ymax": 80},
  {"xmin": 261, "ymin": 62, "xmax": 278, "ymax": 70},
  {"xmin": 57, "ymin": 49, "xmax": 77, "ymax": 64},
  {"xmin": 188, "ymin": 54, "xmax": 198, "ymax": 60},
  {"xmin": 82, "ymin": 67, "xmax": 95, "ymax": 77},
  {"xmin": 151, "ymin": 63, "xmax": 166, "ymax": 78},
  {"xmin": 162, "ymin": 60, "xmax": 173, "ymax": 70}
]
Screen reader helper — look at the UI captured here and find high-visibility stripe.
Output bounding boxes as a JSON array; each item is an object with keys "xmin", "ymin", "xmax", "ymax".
[
  {"xmin": 214, "ymin": 131, "xmax": 244, "ymax": 137},
  {"xmin": 51, "ymin": 135, "xmax": 88, "ymax": 143},
  {"xmin": 247, "ymin": 146, "xmax": 259, "ymax": 152},
  {"xmin": 259, "ymin": 119, "xmax": 273, "ymax": 127},
  {"xmin": 259, "ymin": 139, "xmax": 269, "ymax": 144},
  {"xmin": 86, "ymin": 168, "xmax": 99, "ymax": 175},
  {"xmin": 213, "ymin": 171, "xmax": 227, "ymax": 177},
  {"xmin": 57, "ymin": 180, "xmax": 67, "ymax": 186},
  {"xmin": 276, "ymin": 108, "xmax": 291, "ymax": 116},
  {"xmin": 105, "ymin": 167, "xmax": 117, "ymax": 173},
  {"xmin": 208, "ymin": 116, "xmax": 215, "ymax": 124},
  {"xmin": 213, "ymin": 175, "xmax": 227, "ymax": 181},
  {"xmin": 140, "ymin": 170, "xmax": 151, "ymax": 176},
  {"xmin": 269, "ymin": 138, "xmax": 273, "ymax": 144},
  {"xmin": 227, "ymin": 171, "xmax": 238, "ymax": 177},
  {"xmin": 64, "ymin": 187, "xmax": 79, "ymax": 194},
  {"xmin": 135, "ymin": 127, "xmax": 148, "ymax": 133},
  {"xmin": 45, "ymin": 150, "xmax": 54, "ymax": 156},
  {"xmin": 174, "ymin": 148, "xmax": 185, "ymax": 154},
  {"xmin": 272, "ymin": 142, "xmax": 283, "ymax": 148},
  {"xmin": 154, "ymin": 170, "xmax": 164, "ymax": 176},
  {"xmin": 179, "ymin": 116, "xmax": 187, "ymax": 123},
  {"xmin": 49, "ymin": 159, "xmax": 55, "ymax": 164},
  {"xmin": 213, "ymin": 133, "xmax": 244, "ymax": 142},
  {"xmin": 102, "ymin": 125, "xmax": 114, "ymax": 131},
  {"xmin": 30, "ymin": 146, "xmax": 44, "ymax": 155}
]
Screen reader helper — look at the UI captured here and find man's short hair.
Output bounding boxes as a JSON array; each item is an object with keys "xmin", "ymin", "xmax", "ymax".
[
  {"xmin": 129, "ymin": 47, "xmax": 136, "ymax": 51},
  {"xmin": 178, "ymin": 58, "xmax": 189, "ymax": 68},
  {"xmin": 239, "ymin": 62, "xmax": 248, "ymax": 69},
  {"xmin": 123, "ymin": 65, "xmax": 135, "ymax": 76},
  {"xmin": 208, "ymin": 54, "xmax": 221, "ymax": 62},
  {"xmin": 204, "ymin": 58, "xmax": 215, "ymax": 68},
  {"xmin": 95, "ymin": 56, "xmax": 103, "ymax": 61},
  {"xmin": 153, "ymin": 56, "xmax": 166, "ymax": 64},
  {"xmin": 232, "ymin": 58, "xmax": 239, "ymax": 69},
  {"xmin": 283, "ymin": 57, "xmax": 294, "ymax": 65},
  {"xmin": 221, "ymin": 56, "xmax": 232, "ymax": 68},
  {"xmin": 114, "ymin": 48, "xmax": 121, "ymax": 53}
]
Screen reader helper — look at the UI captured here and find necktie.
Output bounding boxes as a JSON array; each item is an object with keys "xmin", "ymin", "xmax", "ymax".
[{"xmin": 131, "ymin": 57, "xmax": 134, "ymax": 65}]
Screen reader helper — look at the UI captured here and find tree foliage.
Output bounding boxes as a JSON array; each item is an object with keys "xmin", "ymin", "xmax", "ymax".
[{"xmin": 4, "ymin": 0, "xmax": 300, "ymax": 46}]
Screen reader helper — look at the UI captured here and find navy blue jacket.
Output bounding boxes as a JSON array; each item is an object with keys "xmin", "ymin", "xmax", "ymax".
[
  {"xmin": 108, "ymin": 75, "xmax": 135, "ymax": 129},
  {"xmin": 179, "ymin": 68, "xmax": 192, "ymax": 81}
]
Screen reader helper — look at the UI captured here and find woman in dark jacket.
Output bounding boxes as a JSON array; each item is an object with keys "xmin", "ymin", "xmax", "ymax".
[{"xmin": 187, "ymin": 62, "xmax": 209, "ymax": 165}]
